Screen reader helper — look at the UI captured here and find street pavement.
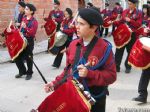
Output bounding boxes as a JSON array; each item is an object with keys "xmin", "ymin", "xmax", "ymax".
[
  {"xmin": 0, "ymin": 37, "xmax": 150, "ymax": 112},
  {"xmin": 0, "ymin": 40, "xmax": 48, "ymax": 64}
]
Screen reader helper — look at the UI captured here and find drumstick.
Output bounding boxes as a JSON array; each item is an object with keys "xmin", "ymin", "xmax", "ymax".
[
  {"xmin": 8, "ymin": 20, "xmax": 13, "ymax": 29},
  {"xmin": 70, "ymin": 11, "xmax": 79, "ymax": 26},
  {"xmin": 29, "ymin": 56, "xmax": 48, "ymax": 84}
]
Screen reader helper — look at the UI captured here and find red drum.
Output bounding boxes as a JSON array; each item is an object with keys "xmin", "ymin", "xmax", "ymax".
[
  {"xmin": 48, "ymin": 31, "xmax": 67, "ymax": 55},
  {"xmin": 111, "ymin": 13, "xmax": 118, "ymax": 21},
  {"xmin": 128, "ymin": 37, "xmax": 150, "ymax": 70},
  {"xmin": 44, "ymin": 18, "xmax": 56, "ymax": 36},
  {"xmin": 3, "ymin": 26, "xmax": 27, "ymax": 60},
  {"xmin": 44, "ymin": 18, "xmax": 57, "ymax": 50},
  {"xmin": 102, "ymin": 17, "xmax": 112, "ymax": 28},
  {"xmin": 112, "ymin": 24, "xmax": 132, "ymax": 48},
  {"xmin": 37, "ymin": 80, "xmax": 93, "ymax": 112}
]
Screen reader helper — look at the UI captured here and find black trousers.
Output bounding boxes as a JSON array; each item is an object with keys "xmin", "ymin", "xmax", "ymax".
[
  {"xmin": 100, "ymin": 27, "xmax": 108, "ymax": 37},
  {"xmin": 15, "ymin": 38, "xmax": 34, "ymax": 75},
  {"xmin": 52, "ymin": 38, "xmax": 71, "ymax": 67},
  {"xmin": 138, "ymin": 68, "xmax": 150, "ymax": 99},
  {"xmin": 115, "ymin": 33, "xmax": 136, "ymax": 70},
  {"xmin": 91, "ymin": 96, "xmax": 106, "ymax": 112},
  {"xmin": 112, "ymin": 25, "xmax": 116, "ymax": 33}
]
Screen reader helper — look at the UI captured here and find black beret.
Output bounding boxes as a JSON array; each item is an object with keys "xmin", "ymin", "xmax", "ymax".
[
  {"xmin": 26, "ymin": 3, "xmax": 36, "ymax": 12},
  {"xmin": 54, "ymin": 0, "xmax": 60, "ymax": 5},
  {"xmin": 90, "ymin": 6, "xmax": 100, "ymax": 13},
  {"xmin": 65, "ymin": 8, "xmax": 72, "ymax": 17},
  {"xmin": 78, "ymin": 8, "xmax": 103, "ymax": 26},
  {"xmin": 18, "ymin": 1, "xmax": 26, "ymax": 8},
  {"xmin": 128, "ymin": 0, "xmax": 138, "ymax": 4},
  {"xmin": 105, "ymin": 3, "xmax": 109, "ymax": 6},
  {"xmin": 115, "ymin": 2, "xmax": 120, "ymax": 6},
  {"xmin": 87, "ymin": 2, "xmax": 93, "ymax": 7},
  {"xmin": 19, "ymin": 0, "xmax": 24, "ymax": 1},
  {"xmin": 143, "ymin": 4, "xmax": 148, "ymax": 9}
]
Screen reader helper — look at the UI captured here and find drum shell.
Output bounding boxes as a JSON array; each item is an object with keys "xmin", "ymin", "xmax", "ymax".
[
  {"xmin": 112, "ymin": 24, "xmax": 132, "ymax": 48},
  {"xmin": 102, "ymin": 17, "xmax": 112, "ymax": 28},
  {"xmin": 55, "ymin": 31, "xmax": 68, "ymax": 47},
  {"xmin": 4, "ymin": 28, "xmax": 27, "ymax": 60},
  {"xmin": 37, "ymin": 80, "xmax": 91, "ymax": 112},
  {"xmin": 128, "ymin": 37, "xmax": 150, "ymax": 69},
  {"xmin": 44, "ymin": 19, "xmax": 56, "ymax": 36}
]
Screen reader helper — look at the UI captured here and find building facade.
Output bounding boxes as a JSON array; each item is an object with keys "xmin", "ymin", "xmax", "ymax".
[{"xmin": 0, "ymin": 0, "xmax": 104, "ymax": 43}]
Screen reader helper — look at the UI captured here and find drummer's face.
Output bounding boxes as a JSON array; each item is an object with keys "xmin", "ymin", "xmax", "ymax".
[
  {"xmin": 18, "ymin": 5, "xmax": 24, "ymax": 13},
  {"xmin": 25, "ymin": 6, "xmax": 33, "ymax": 16},
  {"xmin": 76, "ymin": 16, "xmax": 97, "ymax": 38},
  {"xmin": 128, "ymin": 1, "xmax": 136, "ymax": 10},
  {"xmin": 64, "ymin": 11, "xmax": 70, "ymax": 19}
]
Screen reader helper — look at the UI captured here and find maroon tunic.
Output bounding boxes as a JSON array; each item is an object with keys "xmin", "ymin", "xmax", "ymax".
[{"xmin": 52, "ymin": 37, "xmax": 116, "ymax": 87}]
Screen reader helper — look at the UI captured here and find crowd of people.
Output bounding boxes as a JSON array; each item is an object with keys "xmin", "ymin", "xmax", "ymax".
[{"xmin": 2, "ymin": 0, "xmax": 150, "ymax": 112}]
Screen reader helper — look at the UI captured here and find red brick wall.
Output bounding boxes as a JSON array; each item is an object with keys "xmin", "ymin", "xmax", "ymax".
[
  {"xmin": 0, "ymin": 0, "xmax": 78, "ymax": 43},
  {"xmin": 0, "ymin": 0, "xmax": 103, "ymax": 43}
]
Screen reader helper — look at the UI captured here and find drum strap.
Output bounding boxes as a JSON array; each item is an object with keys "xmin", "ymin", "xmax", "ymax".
[
  {"xmin": 73, "ymin": 38, "xmax": 113, "ymax": 99},
  {"xmin": 72, "ymin": 36, "xmax": 98, "ymax": 77},
  {"xmin": 21, "ymin": 17, "xmax": 35, "ymax": 36}
]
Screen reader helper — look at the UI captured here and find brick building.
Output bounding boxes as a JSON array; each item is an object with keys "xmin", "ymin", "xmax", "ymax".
[{"xmin": 0, "ymin": 0, "xmax": 104, "ymax": 43}]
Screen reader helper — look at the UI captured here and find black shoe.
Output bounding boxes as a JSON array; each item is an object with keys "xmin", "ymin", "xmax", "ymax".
[
  {"xmin": 15, "ymin": 73, "xmax": 26, "ymax": 78},
  {"xmin": 125, "ymin": 69, "xmax": 131, "ymax": 73},
  {"xmin": 30, "ymin": 109, "xmax": 37, "ymax": 112},
  {"xmin": 132, "ymin": 96, "xmax": 147, "ymax": 103},
  {"xmin": 25, "ymin": 75, "xmax": 32, "ymax": 80},
  {"xmin": 52, "ymin": 64, "xmax": 59, "ymax": 68}
]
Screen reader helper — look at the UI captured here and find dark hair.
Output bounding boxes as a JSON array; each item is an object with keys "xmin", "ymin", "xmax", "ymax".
[
  {"xmin": 87, "ymin": 2, "xmax": 93, "ymax": 7},
  {"xmin": 105, "ymin": 3, "xmax": 109, "ymax": 7},
  {"xmin": 65, "ymin": 8, "xmax": 73, "ymax": 19},
  {"xmin": 142, "ymin": 4, "xmax": 150, "ymax": 17},
  {"xmin": 26, "ymin": 3, "xmax": 36, "ymax": 15},
  {"xmin": 54, "ymin": 0, "xmax": 60, "ymax": 5},
  {"xmin": 115, "ymin": 2, "xmax": 120, "ymax": 6},
  {"xmin": 18, "ymin": 1, "xmax": 26, "ymax": 8}
]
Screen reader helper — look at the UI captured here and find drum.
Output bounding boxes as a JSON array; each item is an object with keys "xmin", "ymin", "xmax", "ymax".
[
  {"xmin": 48, "ymin": 31, "xmax": 67, "ymax": 55},
  {"xmin": 128, "ymin": 37, "xmax": 150, "ymax": 70},
  {"xmin": 111, "ymin": 13, "xmax": 118, "ymax": 21},
  {"xmin": 55, "ymin": 31, "xmax": 68, "ymax": 47},
  {"xmin": 102, "ymin": 17, "xmax": 112, "ymax": 28},
  {"xmin": 44, "ymin": 18, "xmax": 56, "ymax": 36},
  {"xmin": 37, "ymin": 80, "xmax": 95, "ymax": 112},
  {"xmin": 112, "ymin": 24, "xmax": 132, "ymax": 48},
  {"xmin": 3, "ymin": 26, "xmax": 27, "ymax": 61}
]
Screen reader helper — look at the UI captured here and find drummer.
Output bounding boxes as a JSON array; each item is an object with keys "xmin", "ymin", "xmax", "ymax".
[
  {"xmin": 111, "ymin": 2, "xmax": 123, "ymax": 32},
  {"xmin": 132, "ymin": 5, "xmax": 150, "ymax": 103},
  {"xmin": 113, "ymin": 0, "xmax": 142, "ymax": 73},
  {"xmin": 52, "ymin": 8, "xmax": 76, "ymax": 68},
  {"xmin": 44, "ymin": 0, "xmax": 64, "ymax": 52},
  {"xmin": 13, "ymin": 3, "xmax": 38, "ymax": 80},
  {"xmin": 100, "ymin": 3, "xmax": 112, "ymax": 38},
  {"xmin": 45, "ymin": 8, "xmax": 116, "ymax": 112}
]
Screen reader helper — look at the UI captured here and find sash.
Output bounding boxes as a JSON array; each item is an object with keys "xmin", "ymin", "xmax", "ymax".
[{"xmin": 72, "ymin": 37, "xmax": 113, "ymax": 99}]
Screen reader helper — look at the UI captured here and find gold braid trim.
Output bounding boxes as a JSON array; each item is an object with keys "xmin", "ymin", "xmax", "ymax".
[{"xmin": 72, "ymin": 80, "xmax": 91, "ymax": 112}]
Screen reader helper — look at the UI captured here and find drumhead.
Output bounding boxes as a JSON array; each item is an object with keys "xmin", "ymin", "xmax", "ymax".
[
  {"xmin": 140, "ymin": 37, "xmax": 150, "ymax": 47},
  {"xmin": 55, "ymin": 31, "xmax": 67, "ymax": 47}
]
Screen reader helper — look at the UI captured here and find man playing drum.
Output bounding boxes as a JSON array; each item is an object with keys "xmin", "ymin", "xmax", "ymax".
[
  {"xmin": 100, "ymin": 3, "xmax": 112, "ymax": 38},
  {"xmin": 44, "ymin": 0, "xmax": 64, "ymax": 52},
  {"xmin": 44, "ymin": 8, "xmax": 116, "ymax": 112},
  {"xmin": 132, "ymin": 5, "xmax": 150, "ymax": 103},
  {"xmin": 14, "ymin": 3, "xmax": 38, "ymax": 80},
  {"xmin": 113, "ymin": 0, "xmax": 142, "ymax": 73},
  {"xmin": 52, "ymin": 8, "xmax": 76, "ymax": 68}
]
